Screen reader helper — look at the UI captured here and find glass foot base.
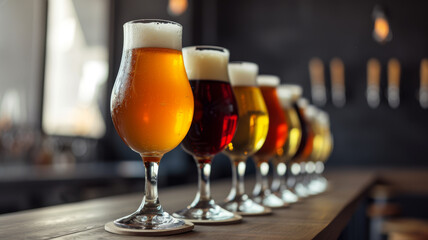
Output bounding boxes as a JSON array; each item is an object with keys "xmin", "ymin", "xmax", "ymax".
[
  {"xmin": 113, "ymin": 211, "xmax": 187, "ymax": 230},
  {"xmin": 253, "ymin": 192, "xmax": 288, "ymax": 208},
  {"xmin": 173, "ymin": 201, "xmax": 241, "ymax": 224},
  {"xmin": 308, "ymin": 178, "xmax": 328, "ymax": 194},
  {"xmin": 222, "ymin": 194, "xmax": 272, "ymax": 216},
  {"xmin": 106, "ymin": 220, "xmax": 194, "ymax": 236},
  {"xmin": 275, "ymin": 189, "xmax": 299, "ymax": 204},
  {"xmin": 295, "ymin": 183, "xmax": 310, "ymax": 198}
]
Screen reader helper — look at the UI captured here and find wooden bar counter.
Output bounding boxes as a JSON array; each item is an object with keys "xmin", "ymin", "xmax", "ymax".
[{"xmin": 0, "ymin": 170, "xmax": 376, "ymax": 240}]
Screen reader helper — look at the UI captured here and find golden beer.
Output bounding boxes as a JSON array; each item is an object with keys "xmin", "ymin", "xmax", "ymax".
[
  {"xmin": 274, "ymin": 86, "xmax": 302, "ymax": 164},
  {"xmin": 318, "ymin": 113, "xmax": 333, "ymax": 163},
  {"xmin": 111, "ymin": 48, "xmax": 194, "ymax": 156},
  {"xmin": 222, "ymin": 62, "xmax": 271, "ymax": 215},
  {"xmin": 225, "ymin": 86, "xmax": 269, "ymax": 158},
  {"xmin": 309, "ymin": 109, "xmax": 324, "ymax": 162}
]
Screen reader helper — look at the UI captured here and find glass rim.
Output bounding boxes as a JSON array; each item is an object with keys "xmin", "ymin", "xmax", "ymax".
[
  {"xmin": 229, "ymin": 61, "xmax": 257, "ymax": 65},
  {"xmin": 183, "ymin": 45, "xmax": 230, "ymax": 54},
  {"xmin": 124, "ymin": 19, "xmax": 182, "ymax": 28}
]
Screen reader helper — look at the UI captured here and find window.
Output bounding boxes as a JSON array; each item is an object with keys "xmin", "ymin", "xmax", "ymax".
[{"xmin": 42, "ymin": 0, "xmax": 109, "ymax": 138}]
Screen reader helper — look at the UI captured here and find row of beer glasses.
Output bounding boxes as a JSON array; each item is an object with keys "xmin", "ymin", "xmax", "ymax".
[{"xmin": 109, "ymin": 19, "xmax": 333, "ymax": 234}]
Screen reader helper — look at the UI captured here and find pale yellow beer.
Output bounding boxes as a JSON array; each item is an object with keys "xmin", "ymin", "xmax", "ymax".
[{"xmin": 225, "ymin": 86, "xmax": 269, "ymax": 158}]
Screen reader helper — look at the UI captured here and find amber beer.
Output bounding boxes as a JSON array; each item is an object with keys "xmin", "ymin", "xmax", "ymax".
[
  {"xmin": 108, "ymin": 20, "xmax": 194, "ymax": 233},
  {"xmin": 252, "ymin": 75, "xmax": 288, "ymax": 208},
  {"xmin": 293, "ymin": 99, "xmax": 314, "ymax": 163},
  {"xmin": 111, "ymin": 26, "xmax": 193, "ymax": 156},
  {"xmin": 254, "ymin": 81, "xmax": 288, "ymax": 162}
]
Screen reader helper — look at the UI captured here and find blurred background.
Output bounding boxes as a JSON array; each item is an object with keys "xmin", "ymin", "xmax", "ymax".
[{"xmin": 1, "ymin": 0, "xmax": 428, "ymax": 238}]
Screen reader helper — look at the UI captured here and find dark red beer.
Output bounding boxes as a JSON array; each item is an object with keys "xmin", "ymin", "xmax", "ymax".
[{"xmin": 181, "ymin": 80, "xmax": 238, "ymax": 159}]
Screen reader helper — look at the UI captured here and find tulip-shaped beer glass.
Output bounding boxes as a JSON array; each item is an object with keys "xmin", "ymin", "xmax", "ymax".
[
  {"xmin": 271, "ymin": 85, "xmax": 302, "ymax": 204},
  {"xmin": 308, "ymin": 111, "xmax": 333, "ymax": 194},
  {"xmin": 108, "ymin": 20, "xmax": 194, "ymax": 234},
  {"xmin": 291, "ymin": 99, "xmax": 315, "ymax": 198},
  {"xmin": 222, "ymin": 62, "xmax": 271, "ymax": 215},
  {"xmin": 252, "ymin": 75, "xmax": 288, "ymax": 208},
  {"xmin": 174, "ymin": 46, "xmax": 240, "ymax": 224}
]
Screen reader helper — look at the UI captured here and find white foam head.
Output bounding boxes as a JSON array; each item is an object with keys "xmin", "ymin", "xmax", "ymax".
[
  {"xmin": 305, "ymin": 106, "xmax": 319, "ymax": 120},
  {"xmin": 280, "ymin": 84, "xmax": 302, "ymax": 100},
  {"xmin": 183, "ymin": 46, "xmax": 230, "ymax": 81},
  {"xmin": 228, "ymin": 62, "xmax": 259, "ymax": 86},
  {"xmin": 277, "ymin": 84, "xmax": 303, "ymax": 107},
  {"xmin": 297, "ymin": 98, "xmax": 309, "ymax": 109},
  {"xmin": 123, "ymin": 19, "xmax": 182, "ymax": 51},
  {"xmin": 257, "ymin": 75, "xmax": 280, "ymax": 86},
  {"xmin": 277, "ymin": 86, "xmax": 294, "ymax": 108},
  {"xmin": 317, "ymin": 111, "xmax": 330, "ymax": 127}
]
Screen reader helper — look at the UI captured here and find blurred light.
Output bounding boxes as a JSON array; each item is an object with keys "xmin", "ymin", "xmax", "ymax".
[
  {"xmin": 372, "ymin": 5, "xmax": 392, "ymax": 44},
  {"xmin": 420, "ymin": 59, "xmax": 428, "ymax": 109},
  {"xmin": 387, "ymin": 58, "xmax": 401, "ymax": 108},
  {"xmin": 330, "ymin": 58, "xmax": 346, "ymax": 108},
  {"xmin": 168, "ymin": 0, "xmax": 188, "ymax": 16},
  {"xmin": 367, "ymin": 58, "xmax": 381, "ymax": 108},
  {"xmin": 0, "ymin": 89, "xmax": 24, "ymax": 125},
  {"xmin": 58, "ymin": 18, "xmax": 76, "ymax": 51},
  {"xmin": 309, "ymin": 57, "xmax": 327, "ymax": 106}
]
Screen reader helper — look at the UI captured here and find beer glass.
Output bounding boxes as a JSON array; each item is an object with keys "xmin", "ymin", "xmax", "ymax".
[
  {"xmin": 288, "ymin": 99, "xmax": 314, "ymax": 198},
  {"xmin": 299, "ymin": 105, "xmax": 320, "ymax": 196},
  {"xmin": 109, "ymin": 20, "xmax": 194, "ymax": 232},
  {"xmin": 222, "ymin": 62, "xmax": 271, "ymax": 215},
  {"xmin": 252, "ymin": 75, "xmax": 288, "ymax": 208},
  {"xmin": 271, "ymin": 85, "xmax": 302, "ymax": 204},
  {"xmin": 174, "ymin": 46, "xmax": 240, "ymax": 223},
  {"xmin": 309, "ymin": 111, "xmax": 333, "ymax": 193}
]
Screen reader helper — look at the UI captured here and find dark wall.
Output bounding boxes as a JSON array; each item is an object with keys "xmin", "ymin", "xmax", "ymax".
[
  {"xmin": 104, "ymin": 0, "xmax": 428, "ymax": 175},
  {"xmin": 215, "ymin": 0, "xmax": 428, "ymax": 167}
]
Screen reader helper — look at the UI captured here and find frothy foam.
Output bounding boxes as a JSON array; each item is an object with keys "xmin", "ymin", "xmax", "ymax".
[
  {"xmin": 277, "ymin": 87, "xmax": 294, "ymax": 108},
  {"xmin": 297, "ymin": 98, "xmax": 309, "ymax": 109},
  {"xmin": 317, "ymin": 111, "xmax": 330, "ymax": 126},
  {"xmin": 279, "ymin": 84, "xmax": 302, "ymax": 100},
  {"xmin": 183, "ymin": 46, "xmax": 230, "ymax": 81},
  {"xmin": 257, "ymin": 75, "xmax": 280, "ymax": 86},
  {"xmin": 123, "ymin": 20, "xmax": 182, "ymax": 51},
  {"xmin": 305, "ymin": 106, "xmax": 318, "ymax": 120},
  {"xmin": 228, "ymin": 62, "xmax": 259, "ymax": 86}
]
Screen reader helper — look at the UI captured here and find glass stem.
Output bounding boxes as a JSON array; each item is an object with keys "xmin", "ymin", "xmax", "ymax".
[
  {"xmin": 271, "ymin": 159, "xmax": 286, "ymax": 192},
  {"xmin": 191, "ymin": 157, "xmax": 212, "ymax": 207},
  {"xmin": 227, "ymin": 156, "xmax": 246, "ymax": 201},
  {"xmin": 136, "ymin": 156, "xmax": 163, "ymax": 216},
  {"xmin": 253, "ymin": 157, "xmax": 271, "ymax": 196}
]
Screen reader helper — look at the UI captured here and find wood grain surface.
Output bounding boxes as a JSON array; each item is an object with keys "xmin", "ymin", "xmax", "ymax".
[{"xmin": 0, "ymin": 170, "xmax": 376, "ymax": 240}]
